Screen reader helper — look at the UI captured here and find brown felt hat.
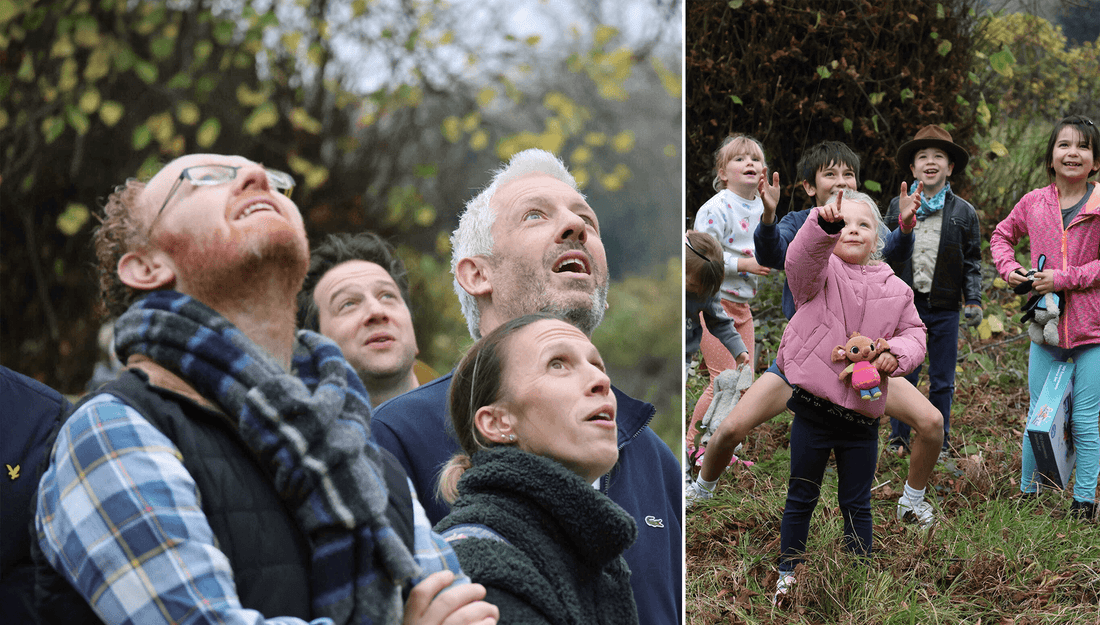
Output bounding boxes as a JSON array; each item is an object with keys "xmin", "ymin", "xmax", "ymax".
[{"xmin": 896, "ymin": 125, "xmax": 969, "ymax": 173}]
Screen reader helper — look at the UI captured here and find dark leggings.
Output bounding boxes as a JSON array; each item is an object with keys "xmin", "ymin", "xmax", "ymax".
[{"xmin": 779, "ymin": 414, "xmax": 878, "ymax": 572}]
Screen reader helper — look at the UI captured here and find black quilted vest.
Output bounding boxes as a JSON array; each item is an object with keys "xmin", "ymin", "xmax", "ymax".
[{"xmin": 33, "ymin": 368, "xmax": 414, "ymax": 622}]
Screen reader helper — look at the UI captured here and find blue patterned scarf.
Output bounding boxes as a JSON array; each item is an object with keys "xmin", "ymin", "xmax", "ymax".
[
  {"xmin": 114, "ymin": 291, "xmax": 420, "ymax": 624},
  {"xmin": 915, "ymin": 182, "xmax": 950, "ymax": 221}
]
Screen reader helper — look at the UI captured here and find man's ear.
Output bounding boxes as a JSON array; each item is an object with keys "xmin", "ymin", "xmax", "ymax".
[
  {"xmin": 473, "ymin": 404, "xmax": 516, "ymax": 444},
  {"xmin": 118, "ymin": 249, "xmax": 176, "ymax": 291},
  {"xmin": 455, "ymin": 256, "xmax": 493, "ymax": 297}
]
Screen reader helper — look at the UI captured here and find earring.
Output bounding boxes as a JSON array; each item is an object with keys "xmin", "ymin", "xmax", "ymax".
[{"xmin": 508, "ymin": 434, "xmax": 516, "ymax": 441}]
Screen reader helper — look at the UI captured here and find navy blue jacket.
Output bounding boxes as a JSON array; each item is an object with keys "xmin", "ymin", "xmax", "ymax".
[
  {"xmin": 372, "ymin": 373, "xmax": 682, "ymax": 625},
  {"xmin": 1, "ymin": 366, "xmax": 71, "ymax": 625},
  {"xmin": 755, "ymin": 208, "xmax": 914, "ymax": 319}
]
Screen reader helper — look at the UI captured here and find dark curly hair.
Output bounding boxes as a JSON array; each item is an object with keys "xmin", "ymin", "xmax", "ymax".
[
  {"xmin": 297, "ymin": 232, "xmax": 411, "ymax": 331},
  {"xmin": 93, "ymin": 178, "xmax": 151, "ymax": 319}
]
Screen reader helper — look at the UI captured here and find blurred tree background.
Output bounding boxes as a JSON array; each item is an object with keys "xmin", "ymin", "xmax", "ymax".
[
  {"xmin": 0, "ymin": 0, "xmax": 683, "ymax": 451},
  {"xmin": 686, "ymin": 0, "xmax": 1099, "ymax": 229}
]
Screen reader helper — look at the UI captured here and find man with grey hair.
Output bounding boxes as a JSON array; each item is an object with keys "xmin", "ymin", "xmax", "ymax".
[{"xmin": 373, "ymin": 148, "xmax": 682, "ymax": 625}]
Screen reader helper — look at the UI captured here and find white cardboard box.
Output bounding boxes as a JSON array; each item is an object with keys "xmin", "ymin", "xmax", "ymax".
[{"xmin": 1026, "ymin": 361, "xmax": 1075, "ymax": 489}]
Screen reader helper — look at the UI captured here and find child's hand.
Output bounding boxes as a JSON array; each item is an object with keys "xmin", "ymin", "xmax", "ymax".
[
  {"xmin": 872, "ymin": 351, "xmax": 899, "ymax": 375},
  {"xmin": 819, "ymin": 192, "xmax": 844, "ymax": 222},
  {"xmin": 759, "ymin": 170, "xmax": 781, "ymax": 223},
  {"xmin": 735, "ymin": 351, "xmax": 751, "ymax": 367},
  {"xmin": 897, "ymin": 181, "xmax": 923, "ymax": 230},
  {"xmin": 738, "ymin": 257, "xmax": 772, "ymax": 276},
  {"xmin": 1007, "ymin": 268, "xmax": 1030, "ymax": 288},
  {"xmin": 897, "ymin": 181, "xmax": 923, "ymax": 233},
  {"xmin": 1032, "ymin": 270, "xmax": 1056, "ymax": 294}
]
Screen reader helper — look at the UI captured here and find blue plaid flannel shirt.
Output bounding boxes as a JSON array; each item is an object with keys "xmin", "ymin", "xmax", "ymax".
[{"xmin": 36, "ymin": 394, "xmax": 466, "ymax": 625}]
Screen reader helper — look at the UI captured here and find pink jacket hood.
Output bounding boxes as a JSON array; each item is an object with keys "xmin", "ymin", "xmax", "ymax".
[
  {"xmin": 777, "ymin": 207, "xmax": 927, "ymax": 419},
  {"xmin": 990, "ymin": 181, "xmax": 1100, "ymax": 349}
]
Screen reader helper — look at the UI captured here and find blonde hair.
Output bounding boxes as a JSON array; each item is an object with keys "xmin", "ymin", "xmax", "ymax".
[{"xmin": 712, "ymin": 134, "xmax": 766, "ymax": 192}]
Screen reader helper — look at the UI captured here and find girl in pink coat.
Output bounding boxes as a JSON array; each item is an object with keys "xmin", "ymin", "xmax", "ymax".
[
  {"xmin": 771, "ymin": 190, "xmax": 926, "ymax": 604},
  {"xmin": 990, "ymin": 115, "xmax": 1100, "ymax": 521}
]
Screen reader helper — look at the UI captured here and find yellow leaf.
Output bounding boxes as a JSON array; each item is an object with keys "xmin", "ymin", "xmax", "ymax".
[
  {"xmin": 236, "ymin": 84, "xmax": 268, "ymax": 107},
  {"xmin": 84, "ymin": 47, "xmax": 111, "ymax": 81},
  {"xmin": 978, "ymin": 318, "xmax": 992, "ymax": 340},
  {"xmin": 524, "ymin": 35, "xmax": 540, "ymax": 46},
  {"xmin": 988, "ymin": 315, "xmax": 1005, "ymax": 334},
  {"xmin": 99, "ymin": 101, "xmax": 124, "ymax": 126},
  {"xmin": 990, "ymin": 141, "xmax": 1009, "ymax": 157},
  {"xmin": 41, "ymin": 116, "xmax": 65, "ymax": 143},
  {"xmin": 148, "ymin": 112, "xmax": 174, "ymax": 144},
  {"xmin": 51, "ymin": 34, "xmax": 75, "ymax": 58},
  {"xmin": 243, "ymin": 102, "xmax": 278, "ymax": 135},
  {"xmin": 0, "ymin": 0, "xmax": 19, "ymax": 25},
  {"xmin": 992, "ymin": 277, "xmax": 1007, "ymax": 289},
  {"xmin": 585, "ymin": 132, "xmax": 607, "ymax": 146},
  {"xmin": 289, "ymin": 107, "xmax": 322, "ymax": 134},
  {"xmin": 287, "ymin": 154, "xmax": 312, "ymax": 174},
  {"xmin": 601, "ymin": 173, "xmax": 623, "ymax": 191},
  {"xmin": 611, "ymin": 130, "xmax": 634, "ymax": 153},
  {"xmin": 663, "ymin": 144, "xmax": 676, "ymax": 158},
  {"xmin": 439, "ymin": 31, "xmax": 454, "ymax": 45},
  {"xmin": 469, "ymin": 130, "xmax": 488, "ymax": 151},
  {"xmin": 57, "ymin": 203, "xmax": 90, "ymax": 236},
  {"xmin": 305, "ymin": 166, "xmax": 328, "ymax": 189},
  {"xmin": 573, "ymin": 168, "xmax": 589, "ymax": 188},
  {"xmin": 176, "ymin": 101, "xmax": 200, "ymax": 125},
  {"xmin": 571, "ymin": 146, "xmax": 592, "ymax": 165},
  {"xmin": 441, "ymin": 116, "xmax": 461, "ymax": 142},
  {"xmin": 594, "ymin": 24, "xmax": 617, "ymax": 47},
  {"xmin": 59, "ymin": 58, "xmax": 79, "ymax": 91},
  {"xmin": 196, "ymin": 117, "xmax": 220, "ymax": 148},
  {"xmin": 282, "ymin": 32, "xmax": 302, "ymax": 52},
  {"xmin": 78, "ymin": 88, "xmax": 101, "ymax": 114},
  {"xmin": 461, "ymin": 111, "xmax": 480, "ymax": 132},
  {"xmin": 74, "ymin": 18, "xmax": 100, "ymax": 47},
  {"xmin": 476, "ymin": 87, "xmax": 496, "ymax": 108}
]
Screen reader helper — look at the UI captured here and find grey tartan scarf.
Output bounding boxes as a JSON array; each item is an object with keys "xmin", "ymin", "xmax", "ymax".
[{"xmin": 114, "ymin": 290, "xmax": 420, "ymax": 624}]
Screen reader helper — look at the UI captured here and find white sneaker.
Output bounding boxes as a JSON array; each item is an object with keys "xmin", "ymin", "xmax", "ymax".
[
  {"xmin": 897, "ymin": 497, "xmax": 935, "ymax": 528},
  {"xmin": 772, "ymin": 573, "xmax": 796, "ymax": 605},
  {"xmin": 685, "ymin": 481, "xmax": 714, "ymax": 508}
]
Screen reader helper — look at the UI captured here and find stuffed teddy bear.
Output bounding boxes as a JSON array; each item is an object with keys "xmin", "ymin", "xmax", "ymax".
[
  {"xmin": 832, "ymin": 331, "xmax": 890, "ymax": 400},
  {"xmin": 1026, "ymin": 291, "xmax": 1061, "ymax": 346}
]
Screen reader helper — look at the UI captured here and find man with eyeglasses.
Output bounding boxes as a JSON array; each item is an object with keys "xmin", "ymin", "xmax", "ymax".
[{"xmin": 33, "ymin": 154, "xmax": 499, "ymax": 625}]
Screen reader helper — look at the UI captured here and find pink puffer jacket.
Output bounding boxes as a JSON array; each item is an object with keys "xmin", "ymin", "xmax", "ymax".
[
  {"xmin": 777, "ymin": 207, "xmax": 927, "ymax": 420},
  {"xmin": 991, "ymin": 181, "xmax": 1100, "ymax": 349}
]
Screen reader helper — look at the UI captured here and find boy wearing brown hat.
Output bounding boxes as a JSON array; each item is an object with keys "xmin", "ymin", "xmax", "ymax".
[{"xmin": 885, "ymin": 124, "xmax": 984, "ymax": 461}]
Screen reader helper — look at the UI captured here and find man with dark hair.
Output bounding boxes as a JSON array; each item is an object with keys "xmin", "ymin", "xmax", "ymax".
[
  {"xmin": 372, "ymin": 149, "xmax": 682, "ymax": 625},
  {"xmin": 299, "ymin": 232, "xmax": 421, "ymax": 406},
  {"xmin": 34, "ymin": 154, "xmax": 497, "ymax": 625}
]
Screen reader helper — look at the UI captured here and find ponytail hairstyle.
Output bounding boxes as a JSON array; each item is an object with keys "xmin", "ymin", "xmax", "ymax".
[
  {"xmin": 684, "ymin": 230, "xmax": 724, "ymax": 300},
  {"xmin": 438, "ymin": 312, "xmax": 566, "ymax": 502}
]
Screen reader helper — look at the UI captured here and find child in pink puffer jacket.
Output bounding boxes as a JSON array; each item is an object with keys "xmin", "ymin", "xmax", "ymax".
[{"xmin": 771, "ymin": 189, "xmax": 927, "ymax": 604}]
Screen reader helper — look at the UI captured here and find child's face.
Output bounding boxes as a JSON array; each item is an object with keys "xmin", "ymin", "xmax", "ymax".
[
  {"xmin": 909, "ymin": 148, "xmax": 953, "ymax": 194},
  {"xmin": 831, "ymin": 199, "xmax": 878, "ymax": 265},
  {"xmin": 718, "ymin": 150, "xmax": 764, "ymax": 194},
  {"xmin": 1050, "ymin": 126, "xmax": 1099, "ymax": 182},
  {"xmin": 803, "ymin": 162, "xmax": 857, "ymax": 206}
]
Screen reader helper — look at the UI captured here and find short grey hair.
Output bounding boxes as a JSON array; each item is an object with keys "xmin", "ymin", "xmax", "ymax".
[
  {"xmin": 823, "ymin": 190, "xmax": 886, "ymax": 262},
  {"xmin": 451, "ymin": 149, "xmax": 582, "ymax": 338}
]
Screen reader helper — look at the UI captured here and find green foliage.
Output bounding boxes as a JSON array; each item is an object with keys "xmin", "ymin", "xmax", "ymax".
[
  {"xmin": 686, "ymin": 0, "xmax": 980, "ymax": 220},
  {"xmin": 966, "ymin": 11, "xmax": 1100, "ymax": 227},
  {"xmin": 1, "ymin": 0, "xmax": 681, "ymax": 398},
  {"xmin": 594, "ymin": 258, "xmax": 682, "ymax": 454}
]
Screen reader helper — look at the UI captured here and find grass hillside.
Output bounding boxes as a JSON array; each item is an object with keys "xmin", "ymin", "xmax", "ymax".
[{"xmin": 685, "ymin": 270, "xmax": 1100, "ymax": 624}]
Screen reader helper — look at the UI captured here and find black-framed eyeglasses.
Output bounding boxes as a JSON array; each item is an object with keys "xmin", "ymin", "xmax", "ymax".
[{"xmin": 150, "ymin": 164, "xmax": 295, "ymax": 231}]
